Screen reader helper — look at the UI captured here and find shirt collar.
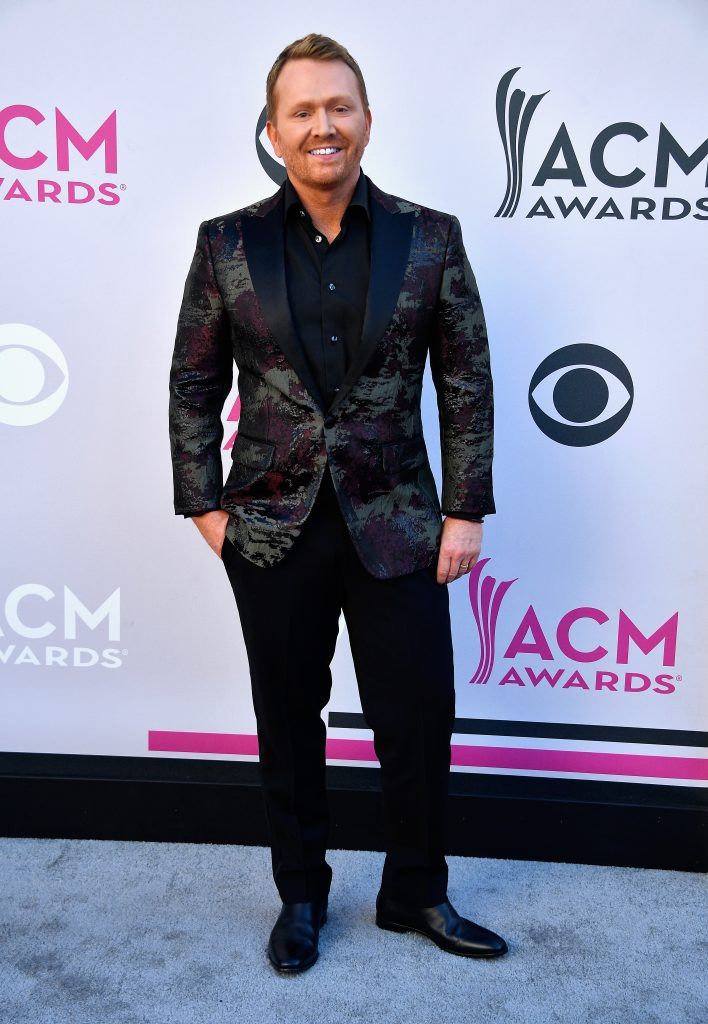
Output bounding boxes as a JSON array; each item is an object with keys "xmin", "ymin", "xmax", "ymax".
[{"xmin": 283, "ymin": 167, "xmax": 370, "ymax": 224}]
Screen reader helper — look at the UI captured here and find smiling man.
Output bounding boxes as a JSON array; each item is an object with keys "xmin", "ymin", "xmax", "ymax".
[{"xmin": 169, "ymin": 32, "xmax": 506, "ymax": 972}]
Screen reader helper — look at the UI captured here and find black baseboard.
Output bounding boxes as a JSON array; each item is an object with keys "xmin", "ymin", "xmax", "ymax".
[{"xmin": 1, "ymin": 752, "xmax": 705, "ymax": 872}]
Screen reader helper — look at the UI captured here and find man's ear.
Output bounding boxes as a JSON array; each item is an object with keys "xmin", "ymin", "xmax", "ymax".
[{"xmin": 266, "ymin": 120, "xmax": 282, "ymax": 158}]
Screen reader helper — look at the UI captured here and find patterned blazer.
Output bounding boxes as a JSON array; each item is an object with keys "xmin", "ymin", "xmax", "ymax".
[{"xmin": 168, "ymin": 173, "xmax": 495, "ymax": 579}]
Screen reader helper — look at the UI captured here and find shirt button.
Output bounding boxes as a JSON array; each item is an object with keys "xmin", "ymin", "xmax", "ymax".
[
  {"xmin": 299, "ymin": 209, "xmax": 305, "ymax": 217},
  {"xmin": 315, "ymin": 234, "xmax": 322, "ymax": 243},
  {"xmin": 324, "ymin": 414, "xmax": 335, "ymax": 428},
  {"xmin": 330, "ymin": 334, "xmax": 338, "ymax": 343},
  {"xmin": 328, "ymin": 282, "xmax": 336, "ymax": 291}
]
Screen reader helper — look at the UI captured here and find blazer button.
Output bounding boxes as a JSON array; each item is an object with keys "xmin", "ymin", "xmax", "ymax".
[{"xmin": 324, "ymin": 415, "xmax": 335, "ymax": 428}]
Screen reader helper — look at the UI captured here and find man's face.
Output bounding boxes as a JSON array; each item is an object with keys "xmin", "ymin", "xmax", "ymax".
[{"xmin": 266, "ymin": 58, "xmax": 371, "ymax": 193}]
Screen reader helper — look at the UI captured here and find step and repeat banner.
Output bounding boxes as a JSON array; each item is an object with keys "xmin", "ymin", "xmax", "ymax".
[{"xmin": 1, "ymin": 0, "xmax": 706, "ymax": 788}]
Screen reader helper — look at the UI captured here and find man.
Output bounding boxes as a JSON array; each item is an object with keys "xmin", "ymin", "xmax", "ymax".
[{"xmin": 169, "ymin": 33, "xmax": 508, "ymax": 972}]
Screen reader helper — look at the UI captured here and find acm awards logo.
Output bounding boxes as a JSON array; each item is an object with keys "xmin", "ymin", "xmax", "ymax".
[
  {"xmin": 0, "ymin": 105, "xmax": 121, "ymax": 205},
  {"xmin": 495, "ymin": 67, "xmax": 708, "ymax": 221},
  {"xmin": 0, "ymin": 585, "xmax": 125, "ymax": 669},
  {"xmin": 469, "ymin": 559, "xmax": 681, "ymax": 695}
]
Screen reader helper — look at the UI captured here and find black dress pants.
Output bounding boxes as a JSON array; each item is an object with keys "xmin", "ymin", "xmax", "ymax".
[{"xmin": 221, "ymin": 463, "xmax": 456, "ymax": 907}]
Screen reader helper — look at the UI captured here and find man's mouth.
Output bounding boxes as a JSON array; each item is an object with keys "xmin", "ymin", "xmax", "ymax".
[{"xmin": 308, "ymin": 146, "xmax": 342, "ymax": 156}]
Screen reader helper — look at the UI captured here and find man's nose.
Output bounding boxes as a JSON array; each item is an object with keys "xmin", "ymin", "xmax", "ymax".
[{"xmin": 312, "ymin": 109, "xmax": 335, "ymax": 136}]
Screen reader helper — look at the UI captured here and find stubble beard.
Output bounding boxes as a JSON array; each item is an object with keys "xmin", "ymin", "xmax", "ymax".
[{"xmin": 285, "ymin": 137, "xmax": 366, "ymax": 194}]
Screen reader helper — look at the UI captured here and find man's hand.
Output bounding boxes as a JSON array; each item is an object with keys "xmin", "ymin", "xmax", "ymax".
[
  {"xmin": 191, "ymin": 509, "xmax": 230, "ymax": 558},
  {"xmin": 436, "ymin": 517, "xmax": 483, "ymax": 584}
]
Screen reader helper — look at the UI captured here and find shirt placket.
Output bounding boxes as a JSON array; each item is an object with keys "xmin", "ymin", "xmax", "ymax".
[{"xmin": 302, "ymin": 215, "xmax": 347, "ymax": 404}]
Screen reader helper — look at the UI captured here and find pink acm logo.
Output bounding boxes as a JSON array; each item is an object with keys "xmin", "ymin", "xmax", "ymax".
[
  {"xmin": 469, "ymin": 558, "xmax": 680, "ymax": 695},
  {"xmin": 0, "ymin": 106, "xmax": 120, "ymax": 205}
]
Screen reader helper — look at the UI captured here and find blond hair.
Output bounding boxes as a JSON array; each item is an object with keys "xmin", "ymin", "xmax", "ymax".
[{"xmin": 266, "ymin": 32, "xmax": 369, "ymax": 123}]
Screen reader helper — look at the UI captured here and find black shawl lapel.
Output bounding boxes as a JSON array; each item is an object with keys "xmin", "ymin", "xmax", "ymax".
[
  {"xmin": 240, "ymin": 174, "xmax": 414, "ymax": 416},
  {"xmin": 241, "ymin": 186, "xmax": 326, "ymax": 411},
  {"xmin": 328, "ymin": 180, "xmax": 414, "ymax": 415}
]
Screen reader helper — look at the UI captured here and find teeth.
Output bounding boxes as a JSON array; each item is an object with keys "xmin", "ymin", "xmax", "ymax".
[{"xmin": 310, "ymin": 147, "xmax": 340, "ymax": 155}]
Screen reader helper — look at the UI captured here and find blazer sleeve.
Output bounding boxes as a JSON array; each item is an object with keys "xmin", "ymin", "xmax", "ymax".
[
  {"xmin": 168, "ymin": 220, "xmax": 233, "ymax": 516},
  {"xmin": 429, "ymin": 214, "xmax": 495, "ymax": 518}
]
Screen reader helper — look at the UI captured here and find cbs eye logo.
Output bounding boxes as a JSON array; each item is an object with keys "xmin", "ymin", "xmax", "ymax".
[
  {"xmin": 255, "ymin": 107, "xmax": 286, "ymax": 185},
  {"xmin": 0, "ymin": 323, "xmax": 69, "ymax": 426},
  {"xmin": 529, "ymin": 343, "xmax": 633, "ymax": 446}
]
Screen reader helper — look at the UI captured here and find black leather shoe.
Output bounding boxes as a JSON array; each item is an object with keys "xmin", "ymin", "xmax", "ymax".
[
  {"xmin": 376, "ymin": 891, "xmax": 508, "ymax": 957},
  {"xmin": 267, "ymin": 896, "xmax": 328, "ymax": 973}
]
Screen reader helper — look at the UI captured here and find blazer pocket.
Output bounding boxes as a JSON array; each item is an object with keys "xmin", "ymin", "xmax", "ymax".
[
  {"xmin": 381, "ymin": 433, "xmax": 427, "ymax": 475},
  {"xmin": 225, "ymin": 432, "xmax": 275, "ymax": 489}
]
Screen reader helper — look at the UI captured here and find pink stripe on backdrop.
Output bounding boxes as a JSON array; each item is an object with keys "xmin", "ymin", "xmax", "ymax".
[
  {"xmin": 148, "ymin": 731, "xmax": 708, "ymax": 781},
  {"xmin": 150, "ymin": 731, "xmax": 259, "ymax": 756}
]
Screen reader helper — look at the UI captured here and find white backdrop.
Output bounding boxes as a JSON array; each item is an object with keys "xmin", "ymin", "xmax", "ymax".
[{"xmin": 1, "ymin": 0, "xmax": 706, "ymax": 788}]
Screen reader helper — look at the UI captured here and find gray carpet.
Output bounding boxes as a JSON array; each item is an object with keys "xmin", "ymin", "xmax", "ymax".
[{"xmin": 0, "ymin": 838, "xmax": 705, "ymax": 1023}]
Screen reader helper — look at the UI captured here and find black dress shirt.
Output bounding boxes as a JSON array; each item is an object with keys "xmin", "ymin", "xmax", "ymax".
[
  {"xmin": 283, "ymin": 168, "xmax": 370, "ymax": 411},
  {"xmin": 186, "ymin": 169, "xmax": 482, "ymax": 523}
]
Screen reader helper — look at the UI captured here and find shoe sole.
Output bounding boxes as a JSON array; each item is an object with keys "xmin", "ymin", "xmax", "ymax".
[
  {"xmin": 267, "ymin": 911, "xmax": 328, "ymax": 973},
  {"xmin": 375, "ymin": 915, "xmax": 507, "ymax": 957}
]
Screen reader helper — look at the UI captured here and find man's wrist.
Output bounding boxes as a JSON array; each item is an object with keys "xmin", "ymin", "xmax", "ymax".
[{"xmin": 443, "ymin": 510, "xmax": 484, "ymax": 523}]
